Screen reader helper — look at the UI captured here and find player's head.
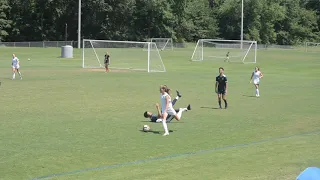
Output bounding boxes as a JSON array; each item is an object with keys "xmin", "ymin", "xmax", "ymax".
[
  {"xmin": 160, "ymin": 85, "xmax": 170, "ymax": 94},
  {"xmin": 144, "ymin": 111, "xmax": 152, "ymax": 118},
  {"xmin": 255, "ymin": 67, "xmax": 259, "ymax": 71},
  {"xmin": 219, "ymin": 67, "xmax": 224, "ymax": 74},
  {"xmin": 12, "ymin": 54, "xmax": 16, "ymax": 58}
]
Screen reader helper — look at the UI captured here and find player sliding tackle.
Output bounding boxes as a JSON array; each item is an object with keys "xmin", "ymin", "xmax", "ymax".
[{"xmin": 144, "ymin": 90, "xmax": 191, "ymax": 123}]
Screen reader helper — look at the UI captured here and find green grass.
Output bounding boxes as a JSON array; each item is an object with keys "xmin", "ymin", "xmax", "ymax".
[{"xmin": 0, "ymin": 46, "xmax": 319, "ymax": 180}]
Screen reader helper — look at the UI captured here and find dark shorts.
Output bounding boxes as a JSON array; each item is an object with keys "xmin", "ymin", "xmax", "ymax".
[
  {"xmin": 217, "ymin": 89, "xmax": 226, "ymax": 95},
  {"xmin": 105, "ymin": 62, "xmax": 109, "ymax": 66}
]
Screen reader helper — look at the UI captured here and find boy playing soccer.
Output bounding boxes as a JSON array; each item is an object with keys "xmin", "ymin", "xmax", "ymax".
[{"xmin": 215, "ymin": 67, "xmax": 228, "ymax": 109}]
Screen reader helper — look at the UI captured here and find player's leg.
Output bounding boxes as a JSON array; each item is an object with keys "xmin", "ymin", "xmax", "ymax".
[
  {"xmin": 162, "ymin": 112, "xmax": 169, "ymax": 136},
  {"xmin": 217, "ymin": 93, "xmax": 222, "ymax": 108},
  {"xmin": 12, "ymin": 67, "xmax": 16, "ymax": 80},
  {"xmin": 171, "ymin": 90, "xmax": 182, "ymax": 106},
  {"xmin": 222, "ymin": 93, "xmax": 228, "ymax": 109},
  {"xmin": 255, "ymin": 84, "xmax": 260, "ymax": 97},
  {"xmin": 104, "ymin": 63, "xmax": 109, "ymax": 72},
  {"xmin": 16, "ymin": 68, "xmax": 22, "ymax": 79}
]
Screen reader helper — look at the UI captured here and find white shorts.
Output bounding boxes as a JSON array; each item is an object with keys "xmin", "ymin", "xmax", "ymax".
[
  {"xmin": 12, "ymin": 65, "xmax": 20, "ymax": 69},
  {"xmin": 166, "ymin": 107, "xmax": 177, "ymax": 116},
  {"xmin": 253, "ymin": 79, "xmax": 260, "ymax": 85}
]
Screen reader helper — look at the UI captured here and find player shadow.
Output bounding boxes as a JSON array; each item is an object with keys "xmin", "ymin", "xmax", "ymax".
[
  {"xmin": 200, "ymin": 106, "xmax": 221, "ymax": 110},
  {"xmin": 242, "ymin": 95, "xmax": 257, "ymax": 98},
  {"xmin": 140, "ymin": 121, "xmax": 184, "ymax": 123},
  {"xmin": 139, "ymin": 130, "xmax": 174, "ymax": 134}
]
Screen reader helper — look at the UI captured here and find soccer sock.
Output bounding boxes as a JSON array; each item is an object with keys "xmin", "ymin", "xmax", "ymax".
[
  {"xmin": 162, "ymin": 120, "xmax": 169, "ymax": 134},
  {"xmin": 18, "ymin": 72, "xmax": 22, "ymax": 77},
  {"xmin": 256, "ymin": 89, "xmax": 259, "ymax": 96},
  {"xmin": 218, "ymin": 100, "xmax": 222, "ymax": 107},
  {"xmin": 224, "ymin": 99, "xmax": 228, "ymax": 108},
  {"xmin": 172, "ymin": 97, "xmax": 179, "ymax": 106},
  {"xmin": 12, "ymin": 73, "xmax": 15, "ymax": 79},
  {"xmin": 176, "ymin": 108, "xmax": 184, "ymax": 119}
]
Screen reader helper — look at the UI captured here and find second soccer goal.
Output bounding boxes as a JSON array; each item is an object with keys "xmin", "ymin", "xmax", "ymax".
[{"xmin": 191, "ymin": 39, "xmax": 257, "ymax": 63}]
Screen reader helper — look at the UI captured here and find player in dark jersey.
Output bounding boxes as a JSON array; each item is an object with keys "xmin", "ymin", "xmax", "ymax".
[
  {"xmin": 104, "ymin": 52, "xmax": 110, "ymax": 72},
  {"xmin": 143, "ymin": 90, "xmax": 191, "ymax": 123},
  {"xmin": 215, "ymin": 67, "xmax": 228, "ymax": 109}
]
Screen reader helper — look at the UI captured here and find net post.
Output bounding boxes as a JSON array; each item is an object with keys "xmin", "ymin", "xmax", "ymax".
[{"xmin": 147, "ymin": 42, "xmax": 150, "ymax": 73}]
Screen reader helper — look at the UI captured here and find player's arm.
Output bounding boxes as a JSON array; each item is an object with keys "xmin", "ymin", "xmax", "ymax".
[
  {"xmin": 215, "ymin": 77, "xmax": 218, "ymax": 93},
  {"xmin": 155, "ymin": 103, "xmax": 161, "ymax": 118},
  {"xmin": 249, "ymin": 72, "xmax": 254, "ymax": 83},
  {"xmin": 225, "ymin": 77, "xmax": 228, "ymax": 93},
  {"xmin": 260, "ymin": 72, "xmax": 264, "ymax": 78}
]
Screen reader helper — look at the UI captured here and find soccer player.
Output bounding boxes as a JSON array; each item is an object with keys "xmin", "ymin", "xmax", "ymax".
[
  {"xmin": 250, "ymin": 67, "xmax": 264, "ymax": 97},
  {"xmin": 11, "ymin": 54, "xmax": 22, "ymax": 80},
  {"xmin": 144, "ymin": 90, "xmax": 184, "ymax": 122},
  {"xmin": 215, "ymin": 67, "xmax": 228, "ymax": 109},
  {"xmin": 224, "ymin": 51, "xmax": 230, "ymax": 62},
  {"xmin": 104, "ymin": 52, "xmax": 110, "ymax": 72},
  {"xmin": 160, "ymin": 85, "xmax": 187, "ymax": 136}
]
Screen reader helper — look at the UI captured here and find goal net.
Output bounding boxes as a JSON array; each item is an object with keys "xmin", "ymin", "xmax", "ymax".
[
  {"xmin": 305, "ymin": 42, "xmax": 320, "ymax": 53},
  {"xmin": 82, "ymin": 39, "xmax": 166, "ymax": 72},
  {"xmin": 150, "ymin": 38, "xmax": 173, "ymax": 51},
  {"xmin": 191, "ymin": 39, "xmax": 257, "ymax": 63}
]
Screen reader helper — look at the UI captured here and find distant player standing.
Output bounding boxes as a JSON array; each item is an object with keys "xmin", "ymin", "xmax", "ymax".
[
  {"xmin": 224, "ymin": 52, "xmax": 230, "ymax": 62},
  {"xmin": 11, "ymin": 54, "xmax": 22, "ymax": 80},
  {"xmin": 215, "ymin": 67, "xmax": 228, "ymax": 109},
  {"xmin": 104, "ymin": 52, "xmax": 110, "ymax": 72},
  {"xmin": 250, "ymin": 67, "xmax": 264, "ymax": 97}
]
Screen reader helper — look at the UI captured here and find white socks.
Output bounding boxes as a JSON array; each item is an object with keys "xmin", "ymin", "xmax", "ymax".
[
  {"xmin": 162, "ymin": 120, "xmax": 169, "ymax": 134},
  {"xmin": 256, "ymin": 89, "xmax": 260, "ymax": 96},
  {"xmin": 12, "ymin": 72, "xmax": 22, "ymax": 79}
]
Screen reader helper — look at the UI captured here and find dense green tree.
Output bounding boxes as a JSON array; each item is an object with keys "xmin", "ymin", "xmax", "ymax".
[
  {"xmin": 0, "ymin": 0, "xmax": 12, "ymax": 41},
  {"xmin": 2, "ymin": 0, "xmax": 320, "ymax": 45}
]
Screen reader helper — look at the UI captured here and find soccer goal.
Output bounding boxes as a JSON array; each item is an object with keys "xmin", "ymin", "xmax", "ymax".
[
  {"xmin": 191, "ymin": 39, "xmax": 257, "ymax": 63},
  {"xmin": 82, "ymin": 39, "xmax": 166, "ymax": 72},
  {"xmin": 150, "ymin": 38, "xmax": 173, "ymax": 51},
  {"xmin": 305, "ymin": 42, "xmax": 320, "ymax": 53}
]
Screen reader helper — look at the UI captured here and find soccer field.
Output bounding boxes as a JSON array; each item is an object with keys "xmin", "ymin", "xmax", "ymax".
[{"xmin": 0, "ymin": 46, "xmax": 320, "ymax": 180}]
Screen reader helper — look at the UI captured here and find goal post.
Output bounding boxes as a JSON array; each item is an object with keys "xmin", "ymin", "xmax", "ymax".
[
  {"xmin": 191, "ymin": 39, "xmax": 257, "ymax": 63},
  {"xmin": 150, "ymin": 38, "xmax": 173, "ymax": 51},
  {"xmin": 82, "ymin": 39, "xmax": 166, "ymax": 72},
  {"xmin": 305, "ymin": 42, "xmax": 320, "ymax": 53}
]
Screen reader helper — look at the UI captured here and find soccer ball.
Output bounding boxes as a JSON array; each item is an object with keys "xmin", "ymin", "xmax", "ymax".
[
  {"xmin": 143, "ymin": 125, "xmax": 150, "ymax": 132},
  {"xmin": 28, "ymin": 58, "xmax": 30, "ymax": 61}
]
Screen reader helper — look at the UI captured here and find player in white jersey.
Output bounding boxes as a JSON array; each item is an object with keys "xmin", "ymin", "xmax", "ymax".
[
  {"xmin": 250, "ymin": 67, "xmax": 264, "ymax": 97},
  {"xmin": 11, "ymin": 54, "xmax": 22, "ymax": 80},
  {"xmin": 159, "ymin": 85, "xmax": 187, "ymax": 136}
]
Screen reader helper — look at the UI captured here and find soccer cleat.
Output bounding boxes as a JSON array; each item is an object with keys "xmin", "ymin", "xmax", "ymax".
[
  {"xmin": 176, "ymin": 90, "xmax": 182, "ymax": 98},
  {"xmin": 163, "ymin": 133, "xmax": 169, "ymax": 136},
  {"xmin": 187, "ymin": 104, "xmax": 191, "ymax": 110}
]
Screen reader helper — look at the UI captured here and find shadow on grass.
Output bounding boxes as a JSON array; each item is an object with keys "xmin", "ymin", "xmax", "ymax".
[
  {"xmin": 242, "ymin": 95, "xmax": 257, "ymax": 98},
  {"xmin": 139, "ymin": 130, "xmax": 174, "ymax": 134},
  {"xmin": 200, "ymin": 106, "xmax": 221, "ymax": 110}
]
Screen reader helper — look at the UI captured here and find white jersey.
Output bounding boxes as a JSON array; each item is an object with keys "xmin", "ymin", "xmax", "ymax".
[
  {"xmin": 252, "ymin": 71, "xmax": 261, "ymax": 84},
  {"xmin": 12, "ymin": 57, "xmax": 20, "ymax": 67},
  {"xmin": 160, "ymin": 92, "xmax": 173, "ymax": 113}
]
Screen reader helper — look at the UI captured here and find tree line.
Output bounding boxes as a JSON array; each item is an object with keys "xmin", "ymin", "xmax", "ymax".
[{"xmin": 0, "ymin": 0, "xmax": 319, "ymax": 45}]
